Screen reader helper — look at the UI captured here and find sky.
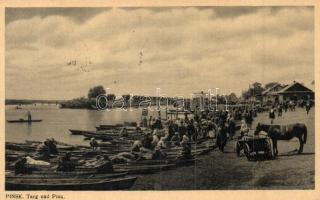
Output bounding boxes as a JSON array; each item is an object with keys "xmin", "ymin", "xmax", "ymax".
[{"xmin": 5, "ymin": 7, "xmax": 314, "ymax": 100}]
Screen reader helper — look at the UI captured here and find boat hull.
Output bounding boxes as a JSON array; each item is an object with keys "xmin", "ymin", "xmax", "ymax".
[
  {"xmin": 6, "ymin": 177, "xmax": 137, "ymax": 191},
  {"xmin": 7, "ymin": 120, "xmax": 42, "ymax": 123}
]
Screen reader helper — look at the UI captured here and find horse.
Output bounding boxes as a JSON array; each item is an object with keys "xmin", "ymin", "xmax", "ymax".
[{"xmin": 254, "ymin": 123, "xmax": 307, "ymax": 155}]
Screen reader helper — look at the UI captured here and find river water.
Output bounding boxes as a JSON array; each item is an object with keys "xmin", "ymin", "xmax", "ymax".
[{"xmin": 5, "ymin": 105, "xmax": 167, "ymax": 145}]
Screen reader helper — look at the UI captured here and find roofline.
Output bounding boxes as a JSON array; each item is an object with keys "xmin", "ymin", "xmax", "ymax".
[{"xmin": 277, "ymin": 91, "xmax": 314, "ymax": 94}]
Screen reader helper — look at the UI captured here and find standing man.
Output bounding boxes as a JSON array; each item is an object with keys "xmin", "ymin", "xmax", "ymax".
[
  {"xmin": 269, "ymin": 106, "xmax": 276, "ymax": 124},
  {"xmin": 178, "ymin": 120, "xmax": 187, "ymax": 141},
  {"xmin": 216, "ymin": 121, "xmax": 227, "ymax": 152},
  {"xmin": 278, "ymin": 104, "xmax": 283, "ymax": 117},
  {"xmin": 245, "ymin": 110, "xmax": 253, "ymax": 129},
  {"xmin": 306, "ymin": 100, "xmax": 311, "ymax": 115},
  {"xmin": 228, "ymin": 116, "xmax": 236, "ymax": 140},
  {"xmin": 26, "ymin": 110, "xmax": 32, "ymax": 122},
  {"xmin": 148, "ymin": 116, "xmax": 153, "ymax": 129},
  {"xmin": 186, "ymin": 119, "xmax": 196, "ymax": 141}
]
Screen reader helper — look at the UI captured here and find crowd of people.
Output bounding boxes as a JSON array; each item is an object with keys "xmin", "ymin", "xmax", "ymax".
[
  {"xmin": 13, "ymin": 99, "xmax": 313, "ymax": 175},
  {"xmin": 268, "ymin": 99, "xmax": 313, "ymax": 124},
  {"xmin": 136, "ymin": 106, "xmax": 258, "ymax": 154}
]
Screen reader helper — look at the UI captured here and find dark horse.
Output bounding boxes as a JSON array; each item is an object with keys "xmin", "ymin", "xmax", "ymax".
[{"xmin": 255, "ymin": 123, "xmax": 307, "ymax": 155}]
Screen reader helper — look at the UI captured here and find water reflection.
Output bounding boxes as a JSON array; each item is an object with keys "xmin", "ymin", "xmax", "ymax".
[
  {"xmin": 5, "ymin": 105, "xmax": 166, "ymax": 146},
  {"xmin": 26, "ymin": 123, "xmax": 32, "ymax": 136}
]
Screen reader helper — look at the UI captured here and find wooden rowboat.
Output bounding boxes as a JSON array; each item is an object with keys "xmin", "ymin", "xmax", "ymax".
[
  {"xmin": 6, "ymin": 176, "xmax": 137, "ymax": 191},
  {"xmin": 5, "ymin": 170, "xmax": 128, "ymax": 179},
  {"xmin": 113, "ymin": 163, "xmax": 176, "ymax": 174},
  {"xmin": 7, "ymin": 119, "xmax": 42, "ymax": 123}
]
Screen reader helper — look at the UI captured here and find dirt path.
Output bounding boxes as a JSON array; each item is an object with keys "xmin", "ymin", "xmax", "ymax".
[{"xmin": 132, "ymin": 107, "xmax": 314, "ymax": 190}]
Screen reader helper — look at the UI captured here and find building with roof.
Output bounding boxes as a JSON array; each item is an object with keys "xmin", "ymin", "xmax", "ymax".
[
  {"xmin": 262, "ymin": 81, "xmax": 314, "ymax": 104},
  {"xmin": 261, "ymin": 83, "xmax": 286, "ymax": 103}
]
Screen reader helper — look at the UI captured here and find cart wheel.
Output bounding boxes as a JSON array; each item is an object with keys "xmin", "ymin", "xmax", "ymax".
[
  {"xmin": 235, "ymin": 142, "xmax": 242, "ymax": 157},
  {"xmin": 243, "ymin": 143, "xmax": 251, "ymax": 160}
]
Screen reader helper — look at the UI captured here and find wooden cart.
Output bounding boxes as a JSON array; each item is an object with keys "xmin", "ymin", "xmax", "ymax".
[{"xmin": 235, "ymin": 135, "xmax": 274, "ymax": 160}]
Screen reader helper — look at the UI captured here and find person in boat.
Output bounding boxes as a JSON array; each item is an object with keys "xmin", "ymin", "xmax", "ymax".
[
  {"xmin": 157, "ymin": 137, "xmax": 167, "ymax": 149},
  {"xmin": 178, "ymin": 134, "xmax": 193, "ymax": 160},
  {"xmin": 46, "ymin": 138, "xmax": 58, "ymax": 154},
  {"xmin": 25, "ymin": 110, "xmax": 32, "ymax": 121},
  {"xmin": 14, "ymin": 157, "xmax": 31, "ymax": 175},
  {"xmin": 90, "ymin": 137, "xmax": 99, "ymax": 151},
  {"xmin": 152, "ymin": 146, "xmax": 167, "ymax": 160},
  {"xmin": 80, "ymin": 155, "xmax": 114, "ymax": 173},
  {"xmin": 37, "ymin": 138, "xmax": 58, "ymax": 159},
  {"xmin": 96, "ymin": 155, "xmax": 114, "ymax": 173},
  {"xmin": 136, "ymin": 124, "xmax": 142, "ymax": 133},
  {"xmin": 57, "ymin": 152, "xmax": 75, "ymax": 172},
  {"xmin": 142, "ymin": 132, "xmax": 153, "ymax": 150},
  {"xmin": 131, "ymin": 140, "xmax": 143, "ymax": 152},
  {"xmin": 180, "ymin": 134, "xmax": 190, "ymax": 146},
  {"xmin": 163, "ymin": 129, "xmax": 170, "ymax": 140},
  {"xmin": 151, "ymin": 132, "xmax": 160, "ymax": 148},
  {"xmin": 170, "ymin": 132, "xmax": 181, "ymax": 146},
  {"xmin": 269, "ymin": 106, "xmax": 276, "ymax": 124}
]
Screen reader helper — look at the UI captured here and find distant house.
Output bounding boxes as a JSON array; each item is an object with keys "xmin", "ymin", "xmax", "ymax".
[
  {"xmin": 247, "ymin": 95, "xmax": 260, "ymax": 103},
  {"xmin": 262, "ymin": 81, "xmax": 314, "ymax": 104},
  {"xmin": 261, "ymin": 83, "xmax": 286, "ymax": 103}
]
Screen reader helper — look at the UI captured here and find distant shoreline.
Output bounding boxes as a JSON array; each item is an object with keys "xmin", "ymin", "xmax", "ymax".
[{"xmin": 5, "ymin": 99, "xmax": 67, "ymax": 105}]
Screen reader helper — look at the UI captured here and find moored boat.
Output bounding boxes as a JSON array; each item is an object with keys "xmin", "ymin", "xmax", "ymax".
[
  {"xmin": 6, "ymin": 176, "xmax": 137, "ymax": 190},
  {"xmin": 5, "ymin": 170, "xmax": 128, "ymax": 179}
]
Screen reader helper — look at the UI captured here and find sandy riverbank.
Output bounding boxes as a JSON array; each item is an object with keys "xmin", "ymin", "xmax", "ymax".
[{"xmin": 132, "ymin": 107, "xmax": 315, "ymax": 190}]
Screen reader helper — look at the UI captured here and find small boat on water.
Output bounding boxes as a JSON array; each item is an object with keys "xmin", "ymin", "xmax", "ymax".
[
  {"xmin": 69, "ymin": 129, "xmax": 90, "ymax": 135},
  {"xmin": 69, "ymin": 129, "xmax": 116, "ymax": 136},
  {"xmin": 96, "ymin": 125, "xmax": 123, "ymax": 131},
  {"xmin": 6, "ymin": 176, "xmax": 137, "ymax": 190},
  {"xmin": 7, "ymin": 119, "xmax": 42, "ymax": 123}
]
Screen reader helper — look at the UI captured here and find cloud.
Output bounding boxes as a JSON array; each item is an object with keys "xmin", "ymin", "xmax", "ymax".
[{"xmin": 5, "ymin": 7, "xmax": 314, "ymax": 99}]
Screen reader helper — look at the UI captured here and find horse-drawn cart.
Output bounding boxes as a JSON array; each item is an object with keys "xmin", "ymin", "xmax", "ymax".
[{"xmin": 235, "ymin": 135, "xmax": 274, "ymax": 160}]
